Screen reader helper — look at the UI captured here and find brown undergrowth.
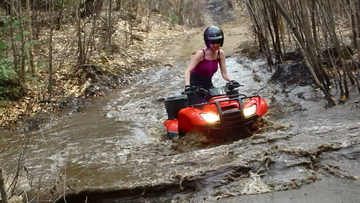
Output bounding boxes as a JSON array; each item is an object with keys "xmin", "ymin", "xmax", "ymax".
[{"xmin": 0, "ymin": 12, "xmax": 200, "ymax": 131}]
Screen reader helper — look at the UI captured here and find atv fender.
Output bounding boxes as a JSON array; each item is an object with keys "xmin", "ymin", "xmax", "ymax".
[
  {"xmin": 244, "ymin": 96, "xmax": 268, "ymax": 117},
  {"xmin": 163, "ymin": 119, "xmax": 179, "ymax": 139},
  {"xmin": 256, "ymin": 97, "xmax": 268, "ymax": 116},
  {"xmin": 177, "ymin": 108, "xmax": 208, "ymax": 132}
]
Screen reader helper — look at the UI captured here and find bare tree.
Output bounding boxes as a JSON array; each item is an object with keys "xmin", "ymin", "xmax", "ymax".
[
  {"xmin": 25, "ymin": 0, "xmax": 35, "ymax": 76},
  {"xmin": 107, "ymin": 0, "xmax": 113, "ymax": 49},
  {"xmin": 348, "ymin": 0, "xmax": 358, "ymax": 49},
  {"xmin": 0, "ymin": 168, "xmax": 9, "ymax": 203},
  {"xmin": 18, "ymin": 0, "xmax": 26, "ymax": 82},
  {"xmin": 48, "ymin": 0, "xmax": 55, "ymax": 98},
  {"xmin": 268, "ymin": 0, "xmax": 335, "ymax": 106},
  {"xmin": 245, "ymin": 0, "xmax": 360, "ymax": 105},
  {"xmin": 244, "ymin": 0, "xmax": 275, "ymax": 68},
  {"xmin": 9, "ymin": 0, "xmax": 19, "ymax": 78},
  {"xmin": 77, "ymin": 0, "xmax": 85, "ymax": 65}
]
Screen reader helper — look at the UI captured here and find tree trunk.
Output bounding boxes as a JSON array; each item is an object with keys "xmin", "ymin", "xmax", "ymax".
[
  {"xmin": 19, "ymin": 0, "xmax": 26, "ymax": 83},
  {"xmin": 347, "ymin": 0, "xmax": 358, "ymax": 49},
  {"xmin": 321, "ymin": 0, "xmax": 350, "ymax": 99},
  {"xmin": 245, "ymin": 0, "xmax": 274, "ymax": 68},
  {"xmin": 9, "ymin": 0, "xmax": 19, "ymax": 76},
  {"xmin": 77, "ymin": 2, "xmax": 85, "ymax": 65},
  {"xmin": 55, "ymin": 0, "xmax": 65, "ymax": 30},
  {"xmin": 48, "ymin": 0, "xmax": 54, "ymax": 98},
  {"xmin": 268, "ymin": 0, "xmax": 282, "ymax": 64},
  {"xmin": 108, "ymin": 0, "xmax": 113, "ymax": 49},
  {"xmin": 0, "ymin": 169, "xmax": 8, "ymax": 203},
  {"xmin": 357, "ymin": 0, "xmax": 360, "ymax": 43},
  {"xmin": 115, "ymin": 0, "xmax": 122, "ymax": 11},
  {"xmin": 25, "ymin": 0, "xmax": 35, "ymax": 76},
  {"xmin": 300, "ymin": 0, "xmax": 331, "ymax": 89}
]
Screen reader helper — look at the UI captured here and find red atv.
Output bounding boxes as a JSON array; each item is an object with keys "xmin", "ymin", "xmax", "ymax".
[{"xmin": 163, "ymin": 82, "xmax": 268, "ymax": 142}]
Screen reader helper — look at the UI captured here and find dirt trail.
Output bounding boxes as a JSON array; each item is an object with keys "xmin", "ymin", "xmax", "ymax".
[{"xmin": 158, "ymin": 8, "xmax": 254, "ymax": 64}]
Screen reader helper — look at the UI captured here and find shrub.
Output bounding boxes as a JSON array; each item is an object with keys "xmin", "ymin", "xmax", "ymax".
[{"xmin": 0, "ymin": 58, "xmax": 24, "ymax": 100}]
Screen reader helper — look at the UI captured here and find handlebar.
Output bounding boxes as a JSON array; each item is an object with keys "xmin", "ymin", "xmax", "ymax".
[
  {"xmin": 225, "ymin": 81, "xmax": 243, "ymax": 91},
  {"xmin": 182, "ymin": 82, "xmax": 242, "ymax": 96},
  {"xmin": 182, "ymin": 86, "xmax": 207, "ymax": 95}
]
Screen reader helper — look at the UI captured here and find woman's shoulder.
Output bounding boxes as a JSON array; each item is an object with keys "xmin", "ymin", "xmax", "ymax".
[
  {"xmin": 218, "ymin": 49, "xmax": 225, "ymax": 57},
  {"xmin": 190, "ymin": 49, "xmax": 206, "ymax": 61},
  {"xmin": 193, "ymin": 49, "xmax": 206, "ymax": 55}
]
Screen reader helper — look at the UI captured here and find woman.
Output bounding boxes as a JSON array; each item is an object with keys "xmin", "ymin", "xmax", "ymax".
[{"xmin": 184, "ymin": 26, "xmax": 239, "ymax": 102}]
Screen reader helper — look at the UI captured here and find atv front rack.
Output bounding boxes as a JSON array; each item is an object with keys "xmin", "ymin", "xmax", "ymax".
[{"xmin": 190, "ymin": 95, "xmax": 260, "ymax": 138}]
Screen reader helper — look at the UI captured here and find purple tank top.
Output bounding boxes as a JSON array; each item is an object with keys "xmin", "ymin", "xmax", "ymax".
[{"xmin": 191, "ymin": 50, "xmax": 219, "ymax": 78}]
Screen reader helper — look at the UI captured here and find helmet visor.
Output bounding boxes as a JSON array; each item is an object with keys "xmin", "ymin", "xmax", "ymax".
[{"xmin": 209, "ymin": 40, "xmax": 221, "ymax": 45}]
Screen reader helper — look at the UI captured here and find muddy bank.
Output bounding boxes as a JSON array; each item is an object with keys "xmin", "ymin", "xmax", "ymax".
[{"xmin": 54, "ymin": 176, "xmax": 360, "ymax": 203}]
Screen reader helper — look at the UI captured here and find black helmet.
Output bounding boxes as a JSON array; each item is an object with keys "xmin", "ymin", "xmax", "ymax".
[{"xmin": 203, "ymin": 26, "xmax": 224, "ymax": 47}]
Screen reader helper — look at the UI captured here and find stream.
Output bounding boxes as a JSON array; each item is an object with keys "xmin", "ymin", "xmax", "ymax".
[{"xmin": 1, "ymin": 56, "xmax": 360, "ymax": 202}]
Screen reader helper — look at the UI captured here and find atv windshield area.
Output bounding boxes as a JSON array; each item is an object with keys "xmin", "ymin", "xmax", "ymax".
[
  {"xmin": 206, "ymin": 87, "xmax": 226, "ymax": 97},
  {"xmin": 185, "ymin": 86, "xmax": 228, "ymax": 105}
]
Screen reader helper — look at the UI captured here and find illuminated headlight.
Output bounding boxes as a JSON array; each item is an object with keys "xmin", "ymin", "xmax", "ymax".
[
  {"xmin": 200, "ymin": 113, "xmax": 220, "ymax": 123},
  {"xmin": 243, "ymin": 105, "xmax": 257, "ymax": 117}
]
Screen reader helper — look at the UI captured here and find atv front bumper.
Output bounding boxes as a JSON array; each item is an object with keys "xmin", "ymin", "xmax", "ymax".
[{"xmin": 195, "ymin": 111, "xmax": 259, "ymax": 141}]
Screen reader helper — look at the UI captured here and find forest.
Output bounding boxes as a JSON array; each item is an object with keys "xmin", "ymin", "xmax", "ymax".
[{"xmin": 1, "ymin": 0, "xmax": 360, "ymax": 129}]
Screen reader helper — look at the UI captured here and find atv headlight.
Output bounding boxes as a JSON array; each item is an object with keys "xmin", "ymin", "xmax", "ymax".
[
  {"xmin": 243, "ymin": 105, "xmax": 257, "ymax": 117},
  {"xmin": 200, "ymin": 113, "xmax": 220, "ymax": 123}
]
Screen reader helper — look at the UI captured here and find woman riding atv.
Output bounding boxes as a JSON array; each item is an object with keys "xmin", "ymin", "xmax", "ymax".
[{"xmin": 184, "ymin": 26, "xmax": 240, "ymax": 104}]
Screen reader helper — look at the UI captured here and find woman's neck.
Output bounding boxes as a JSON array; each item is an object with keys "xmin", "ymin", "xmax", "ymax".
[
  {"xmin": 206, "ymin": 47, "xmax": 217, "ymax": 53},
  {"xmin": 206, "ymin": 47, "xmax": 218, "ymax": 59}
]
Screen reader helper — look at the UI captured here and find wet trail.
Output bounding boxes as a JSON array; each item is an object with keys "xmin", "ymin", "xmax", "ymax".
[{"xmin": 1, "ymin": 56, "xmax": 360, "ymax": 202}]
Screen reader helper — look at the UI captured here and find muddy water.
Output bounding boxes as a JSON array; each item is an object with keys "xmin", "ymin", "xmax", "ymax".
[{"xmin": 1, "ymin": 57, "xmax": 360, "ymax": 202}]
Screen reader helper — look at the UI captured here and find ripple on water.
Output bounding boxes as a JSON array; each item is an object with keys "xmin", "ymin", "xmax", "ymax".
[{"xmin": 320, "ymin": 144, "xmax": 360, "ymax": 179}]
